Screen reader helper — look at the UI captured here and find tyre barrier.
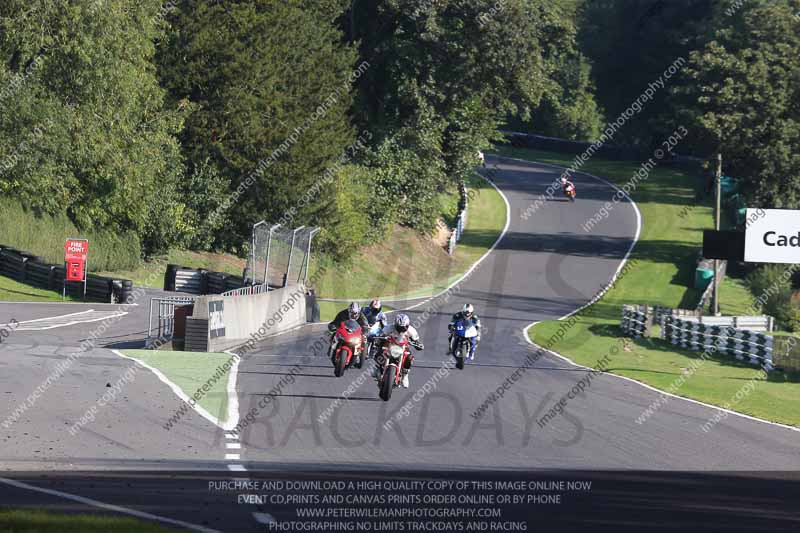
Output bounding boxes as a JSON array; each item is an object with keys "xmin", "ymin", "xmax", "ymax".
[
  {"xmin": 661, "ymin": 315, "xmax": 775, "ymax": 371},
  {"xmin": 0, "ymin": 244, "xmax": 133, "ymax": 303},
  {"xmin": 164, "ymin": 264, "xmax": 271, "ymax": 296},
  {"xmin": 621, "ymin": 305, "xmax": 651, "ymax": 338}
]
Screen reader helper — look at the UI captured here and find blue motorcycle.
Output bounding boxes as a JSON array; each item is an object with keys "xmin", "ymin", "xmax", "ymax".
[
  {"xmin": 451, "ymin": 318, "xmax": 479, "ymax": 370},
  {"xmin": 366, "ymin": 312, "xmax": 387, "ymax": 361}
]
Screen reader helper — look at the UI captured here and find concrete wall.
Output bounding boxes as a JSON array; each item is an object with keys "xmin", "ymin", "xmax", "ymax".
[{"xmin": 186, "ymin": 284, "xmax": 310, "ymax": 352}]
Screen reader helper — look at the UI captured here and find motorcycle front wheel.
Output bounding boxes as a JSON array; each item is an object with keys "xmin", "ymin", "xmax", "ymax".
[
  {"xmin": 380, "ymin": 365, "xmax": 396, "ymax": 401},
  {"xmin": 455, "ymin": 343, "xmax": 465, "ymax": 370},
  {"xmin": 334, "ymin": 350, "xmax": 347, "ymax": 377}
]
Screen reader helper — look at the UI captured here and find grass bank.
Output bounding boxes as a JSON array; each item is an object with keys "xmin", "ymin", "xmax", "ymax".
[
  {"xmin": 93, "ymin": 171, "xmax": 505, "ymax": 306},
  {"xmin": 0, "ymin": 509, "xmax": 176, "ymax": 532},
  {"xmin": 0, "ymin": 275, "xmax": 76, "ymax": 302},
  {"xmin": 503, "ymin": 146, "xmax": 800, "ymax": 428},
  {"xmin": 0, "ymin": 199, "xmax": 141, "ymax": 272},
  {"xmin": 310, "ymin": 172, "xmax": 507, "ymax": 301}
]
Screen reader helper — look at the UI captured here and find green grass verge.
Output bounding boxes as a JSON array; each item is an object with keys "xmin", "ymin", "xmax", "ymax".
[
  {"xmin": 316, "ymin": 301, "xmax": 396, "ymax": 323},
  {"xmin": 503, "ymin": 146, "xmax": 800, "ymax": 427},
  {"xmin": 0, "ymin": 198, "xmax": 141, "ymax": 272},
  {"xmin": 0, "ymin": 275, "xmax": 77, "ymax": 302},
  {"xmin": 121, "ymin": 350, "xmax": 234, "ymax": 425},
  {"xmin": 0, "ymin": 509, "xmax": 176, "ymax": 532},
  {"xmin": 310, "ymin": 172, "xmax": 507, "ymax": 300},
  {"xmin": 714, "ymin": 274, "xmax": 757, "ymax": 317}
]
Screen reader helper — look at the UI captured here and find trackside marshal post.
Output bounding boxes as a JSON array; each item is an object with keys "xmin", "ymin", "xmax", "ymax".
[
  {"xmin": 64, "ymin": 238, "xmax": 89, "ymax": 299},
  {"xmin": 744, "ymin": 209, "xmax": 800, "ymax": 264}
]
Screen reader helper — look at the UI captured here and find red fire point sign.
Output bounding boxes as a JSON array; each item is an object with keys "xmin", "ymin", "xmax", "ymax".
[{"xmin": 64, "ymin": 239, "xmax": 89, "ymax": 282}]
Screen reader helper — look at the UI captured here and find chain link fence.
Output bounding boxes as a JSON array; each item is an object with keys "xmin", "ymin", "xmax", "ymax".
[{"xmin": 244, "ymin": 222, "xmax": 319, "ymax": 288}]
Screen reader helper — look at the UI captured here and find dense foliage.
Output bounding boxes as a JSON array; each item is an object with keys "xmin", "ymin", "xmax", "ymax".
[
  {"xmin": 0, "ymin": 0, "xmax": 186, "ymax": 255},
  {"xmin": 671, "ymin": 0, "xmax": 800, "ymax": 209},
  {"xmin": 1, "ymin": 0, "xmax": 798, "ymax": 262}
]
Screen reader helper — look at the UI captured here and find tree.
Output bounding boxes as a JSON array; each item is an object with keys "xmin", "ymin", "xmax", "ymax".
[
  {"xmin": 349, "ymin": 0, "xmax": 583, "ymax": 230},
  {"xmin": 0, "ymin": 0, "xmax": 187, "ymax": 255},
  {"xmin": 579, "ymin": 0, "xmax": 715, "ymax": 146},
  {"xmin": 671, "ymin": 0, "xmax": 800, "ymax": 208},
  {"xmin": 157, "ymin": 0, "xmax": 358, "ymax": 252}
]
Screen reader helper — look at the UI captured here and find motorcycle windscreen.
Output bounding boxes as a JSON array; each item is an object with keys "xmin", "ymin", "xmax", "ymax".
[
  {"xmin": 343, "ymin": 319, "xmax": 360, "ymax": 333},
  {"xmin": 455, "ymin": 320, "xmax": 478, "ymax": 338}
]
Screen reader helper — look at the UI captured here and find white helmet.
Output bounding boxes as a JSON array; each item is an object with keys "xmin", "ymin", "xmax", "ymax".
[
  {"xmin": 462, "ymin": 303, "xmax": 474, "ymax": 318},
  {"xmin": 348, "ymin": 302, "xmax": 361, "ymax": 319},
  {"xmin": 395, "ymin": 313, "xmax": 411, "ymax": 333}
]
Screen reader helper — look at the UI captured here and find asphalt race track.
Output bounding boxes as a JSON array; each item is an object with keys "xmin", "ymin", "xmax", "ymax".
[{"xmin": 1, "ymin": 156, "xmax": 799, "ymax": 531}]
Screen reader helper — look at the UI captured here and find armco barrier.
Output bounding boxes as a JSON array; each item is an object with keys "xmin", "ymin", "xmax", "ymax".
[
  {"xmin": 183, "ymin": 285, "xmax": 310, "ymax": 352},
  {"xmin": 504, "ymin": 131, "xmax": 648, "ymax": 161},
  {"xmin": 0, "ymin": 244, "xmax": 132, "ymax": 302}
]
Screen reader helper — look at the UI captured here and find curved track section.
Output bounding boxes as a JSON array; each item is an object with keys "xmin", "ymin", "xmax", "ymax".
[{"xmin": 235, "ymin": 156, "xmax": 799, "ymax": 470}]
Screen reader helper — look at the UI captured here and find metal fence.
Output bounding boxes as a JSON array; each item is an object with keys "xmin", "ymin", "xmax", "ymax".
[
  {"xmin": 245, "ymin": 222, "xmax": 319, "ymax": 288},
  {"xmin": 222, "ymin": 284, "xmax": 269, "ymax": 297},
  {"xmin": 447, "ymin": 184, "xmax": 469, "ymax": 255},
  {"xmin": 146, "ymin": 296, "xmax": 196, "ymax": 348}
]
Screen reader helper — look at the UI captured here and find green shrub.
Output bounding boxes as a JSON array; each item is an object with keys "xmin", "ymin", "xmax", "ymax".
[
  {"xmin": 314, "ymin": 165, "xmax": 371, "ymax": 262},
  {"xmin": 0, "ymin": 199, "xmax": 141, "ymax": 272},
  {"xmin": 746, "ymin": 264, "xmax": 797, "ymax": 330}
]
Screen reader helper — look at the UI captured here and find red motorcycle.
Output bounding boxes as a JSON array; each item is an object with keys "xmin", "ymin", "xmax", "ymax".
[
  {"xmin": 332, "ymin": 319, "xmax": 364, "ymax": 377},
  {"xmin": 563, "ymin": 182, "xmax": 576, "ymax": 201},
  {"xmin": 376, "ymin": 334, "xmax": 411, "ymax": 401}
]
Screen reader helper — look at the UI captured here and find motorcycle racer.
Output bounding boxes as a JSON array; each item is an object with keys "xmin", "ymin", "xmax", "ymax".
[
  {"xmin": 363, "ymin": 298, "xmax": 384, "ymax": 326},
  {"xmin": 448, "ymin": 303, "xmax": 481, "ymax": 359},
  {"xmin": 373, "ymin": 313, "xmax": 424, "ymax": 387},
  {"xmin": 561, "ymin": 175, "xmax": 576, "ymax": 200},
  {"xmin": 328, "ymin": 302, "xmax": 370, "ymax": 362}
]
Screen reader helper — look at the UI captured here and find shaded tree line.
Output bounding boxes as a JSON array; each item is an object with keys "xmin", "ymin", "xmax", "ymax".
[{"xmin": 1, "ymin": 0, "xmax": 797, "ymax": 263}]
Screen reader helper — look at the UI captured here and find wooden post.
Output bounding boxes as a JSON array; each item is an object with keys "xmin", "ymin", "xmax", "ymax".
[{"xmin": 712, "ymin": 153, "xmax": 722, "ymax": 316}]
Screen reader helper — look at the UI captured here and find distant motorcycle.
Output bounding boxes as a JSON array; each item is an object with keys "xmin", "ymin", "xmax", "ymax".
[
  {"xmin": 376, "ymin": 334, "xmax": 411, "ymax": 401},
  {"xmin": 332, "ymin": 319, "xmax": 364, "ymax": 377},
  {"xmin": 563, "ymin": 182, "xmax": 576, "ymax": 202},
  {"xmin": 451, "ymin": 318, "xmax": 479, "ymax": 370}
]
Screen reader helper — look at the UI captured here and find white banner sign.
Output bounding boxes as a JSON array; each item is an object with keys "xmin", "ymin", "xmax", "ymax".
[{"xmin": 744, "ymin": 208, "xmax": 800, "ymax": 263}]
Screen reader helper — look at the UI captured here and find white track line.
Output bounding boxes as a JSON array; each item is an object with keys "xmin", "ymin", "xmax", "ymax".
[
  {"xmin": 404, "ymin": 171, "xmax": 512, "ymax": 313},
  {"xmin": 0, "ymin": 476, "xmax": 218, "ymax": 533},
  {"xmin": 504, "ymin": 154, "xmax": 800, "ymax": 435},
  {"xmin": 312, "ymin": 170, "xmax": 511, "ymax": 309},
  {"xmin": 9, "ymin": 309, "xmax": 128, "ymax": 330},
  {"xmin": 111, "ymin": 349, "xmax": 240, "ymax": 431},
  {"xmin": 4, "ymin": 310, "xmax": 93, "ymax": 324},
  {"xmin": 0, "ymin": 301, "xmax": 138, "ymax": 306},
  {"xmin": 226, "ymin": 443, "xmax": 241, "ymax": 449},
  {"xmin": 227, "ymin": 464, "xmax": 246, "ymax": 472}
]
